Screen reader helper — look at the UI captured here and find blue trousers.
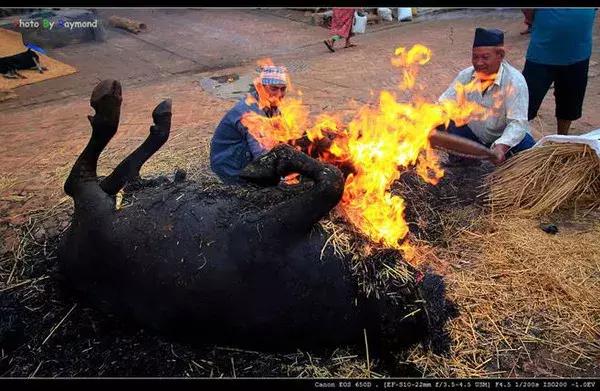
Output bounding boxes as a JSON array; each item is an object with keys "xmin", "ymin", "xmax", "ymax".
[{"xmin": 446, "ymin": 122, "xmax": 536, "ymax": 158}]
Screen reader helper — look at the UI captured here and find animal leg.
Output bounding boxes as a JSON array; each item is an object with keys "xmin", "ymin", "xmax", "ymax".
[
  {"xmin": 33, "ymin": 57, "xmax": 45, "ymax": 73},
  {"xmin": 2, "ymin": 71, "xmax": 18, "ymax": 79},
  {"xmin": 236, "ymin": 146, "xmax": 282, "ymax": 186},
  {"xmin": 99, "ymin": 99, "xmax": 172, "ymax": 195},
  {"xmin": 64, "ymin": 80, "xmax": 122, "ymax": 198},
  {"xmin": 233, "ymin": 145, "xmax": 344, "ymax": 246}
]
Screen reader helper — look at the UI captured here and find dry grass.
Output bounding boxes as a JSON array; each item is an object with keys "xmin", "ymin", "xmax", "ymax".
[
  {"xmin": 319, "ymin": 212, "xmax": 414, "ymax": 300},
  {"xmin": 405, "ymin": 211, "xmax": 600, "ymax": 377},
  {"xmin": 4, "ymin": 171, "xmax": 598, "ymax": 378},
  {"xmin": 3, "ymin": 126, "xmax": 599, "ymax": 378},
  {"xmin": 487, "ymin": 143, "xmax": 600, "ymax": 217},
  {"xmin": 285, "ymin": 348, "xmax": 383, "ymax": 378},
  {"xmin": 0, "ymin": 201, "xmax": 70, "ymax": 302},
  {"xmin": 0, "ymin": 174, "xmax": 20, "ymax": 194}
]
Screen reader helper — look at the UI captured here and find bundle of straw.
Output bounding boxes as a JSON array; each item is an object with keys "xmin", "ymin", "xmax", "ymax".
[{"xmin": 486, "ymin": 143, "xmax": 600, "ymax": 216}]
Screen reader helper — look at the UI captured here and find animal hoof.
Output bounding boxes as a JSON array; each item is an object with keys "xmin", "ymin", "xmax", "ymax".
[
  {"xmin": 90, "ymin": 79, "xmax": 123, "ymax": 114},
  {"xmin": 150, "ymin": 99, "xmax": 172, "ymax": 136},
  {"xmin": 152, "ymin": 99, "xmax": 172, "ymax": 120}
]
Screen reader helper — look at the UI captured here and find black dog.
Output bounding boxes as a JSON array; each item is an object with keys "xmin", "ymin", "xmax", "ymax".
[{"xmin": 0, "ymin": 48, "xmax": 47, "ymax": 79}]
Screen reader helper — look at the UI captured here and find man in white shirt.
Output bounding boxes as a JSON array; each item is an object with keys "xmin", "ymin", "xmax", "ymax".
[{"xmin": 438, "ymin": 28, "xmax": 535, "ymax": 165}]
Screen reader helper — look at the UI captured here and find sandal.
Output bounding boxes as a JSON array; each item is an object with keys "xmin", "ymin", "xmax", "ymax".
[
  {"xmin": 324, "ymin": 40, "xmax": 335, "ymax": 52},
  {"xmin": 344, "ymin": 43, "xmax": 357, "ymax": 48}
]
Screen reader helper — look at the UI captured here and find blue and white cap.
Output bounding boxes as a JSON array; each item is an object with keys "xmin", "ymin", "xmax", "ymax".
[{"xmin": 259, "ymin": 65, "xmax": 288, "ymax": 86}]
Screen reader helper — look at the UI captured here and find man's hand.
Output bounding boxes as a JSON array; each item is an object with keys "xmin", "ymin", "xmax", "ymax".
[{"xmin": 491, "ymin": 144, "xmax": 510, "ymax": 165}]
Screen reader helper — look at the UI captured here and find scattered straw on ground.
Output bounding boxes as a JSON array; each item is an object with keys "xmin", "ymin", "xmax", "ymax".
[
  {"xmin": 486, "ymin": 143, "xmax": 600, "ymax": 217},
  {"xmin": 3, "ymin": 126, "xmax": 599, "ymax": 377},
  {"xmin": 284, "ymin": 348, "xmax": 382, "ymax": 378},
  {"xmin": 0, "ymin": 174, "xmax": 20, "ymax": 194},
  {"xmin": 406, "ymin": 211, "xmax": 600, "ymax": 377}
]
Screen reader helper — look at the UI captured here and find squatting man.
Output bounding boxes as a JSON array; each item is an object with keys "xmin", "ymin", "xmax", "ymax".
[
  {"xmin": 438, "ymin": 27, "xmax": 535, "ymax": 166},
  {"xmin": 210, "ymin": 65, "xmax": 288, "ymax": 184}
]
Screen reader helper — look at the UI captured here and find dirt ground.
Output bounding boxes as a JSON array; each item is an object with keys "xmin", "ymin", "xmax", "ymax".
[{"xmin": 1, "ymin": 8, "xmax": 599, "ymax": 378}]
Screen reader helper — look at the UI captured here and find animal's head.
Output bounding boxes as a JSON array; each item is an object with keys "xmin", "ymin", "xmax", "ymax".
[{"xmin": 26, "ymin": 48, "xmax": 40, "ymax": 60}]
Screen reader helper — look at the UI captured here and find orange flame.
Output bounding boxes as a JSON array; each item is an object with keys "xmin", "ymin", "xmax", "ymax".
[
  {"xmin": 391, "ymin": 44, "xmax": 432, "ymax": 90},
  {"xmin": 240, "ymin": 47, "xmax": 505, "ymax": 259},
  {"xmin": 241, "ymin": 96, "xmax": 308, "ymax": 150}
]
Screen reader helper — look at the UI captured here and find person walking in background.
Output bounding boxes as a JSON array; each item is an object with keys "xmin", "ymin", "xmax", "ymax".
[
  {"xmin": 324, "ymin": 8, "xmax": 358, "ymax": 52},
  {"xmin": 520, "ymin": 9, "xmax": 534, "ymax": 35},
  {"xmin": 523, "ymin": 8, "xmax": 597, "ymax": 135}
]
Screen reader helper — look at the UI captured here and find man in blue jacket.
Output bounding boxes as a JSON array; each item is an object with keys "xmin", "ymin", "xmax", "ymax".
[
  {"xmin": 210, "ymin": 66, "xmax": 288, "ymax": 184},
  {"xmin": 523, "ymin": 8, "xmax": 597, "ymax": 135}
]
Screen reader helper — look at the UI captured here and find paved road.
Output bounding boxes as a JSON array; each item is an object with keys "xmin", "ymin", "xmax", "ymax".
[
  {"xmin": 0, "ymin": 9, "xmax": 335, "ymax": 110},
  {"xmin": 2, "ymin": 8, "xmax": 519, "ymax": 111}
]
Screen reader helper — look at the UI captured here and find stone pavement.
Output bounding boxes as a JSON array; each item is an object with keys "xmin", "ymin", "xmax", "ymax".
[
  {"xmin": 1, "ymin": 10, "xmax": 599, "ymax": 240},
  {"xmin": 0, "ymin": 8, "xmax": 329, "ymax": 110}
]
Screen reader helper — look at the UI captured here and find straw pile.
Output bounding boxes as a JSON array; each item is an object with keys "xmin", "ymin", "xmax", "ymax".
[
  {"xmin": 486, "ymin": 143, "xmax": 600, "ymax": 216},
  {"xmin": 405, "ymin": 211, "xmax": 600, "ymax": 377}
]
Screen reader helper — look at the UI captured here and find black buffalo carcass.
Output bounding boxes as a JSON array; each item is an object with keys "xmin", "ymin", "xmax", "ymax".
[{"xmin": 58, "ymin": 80, "xmax": 456, "ymax": 359}]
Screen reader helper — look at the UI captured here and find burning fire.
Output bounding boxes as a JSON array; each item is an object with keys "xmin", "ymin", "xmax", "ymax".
[{"xmin": 241, "ymin": 45, "xmax": 500, "ymax": 258}]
